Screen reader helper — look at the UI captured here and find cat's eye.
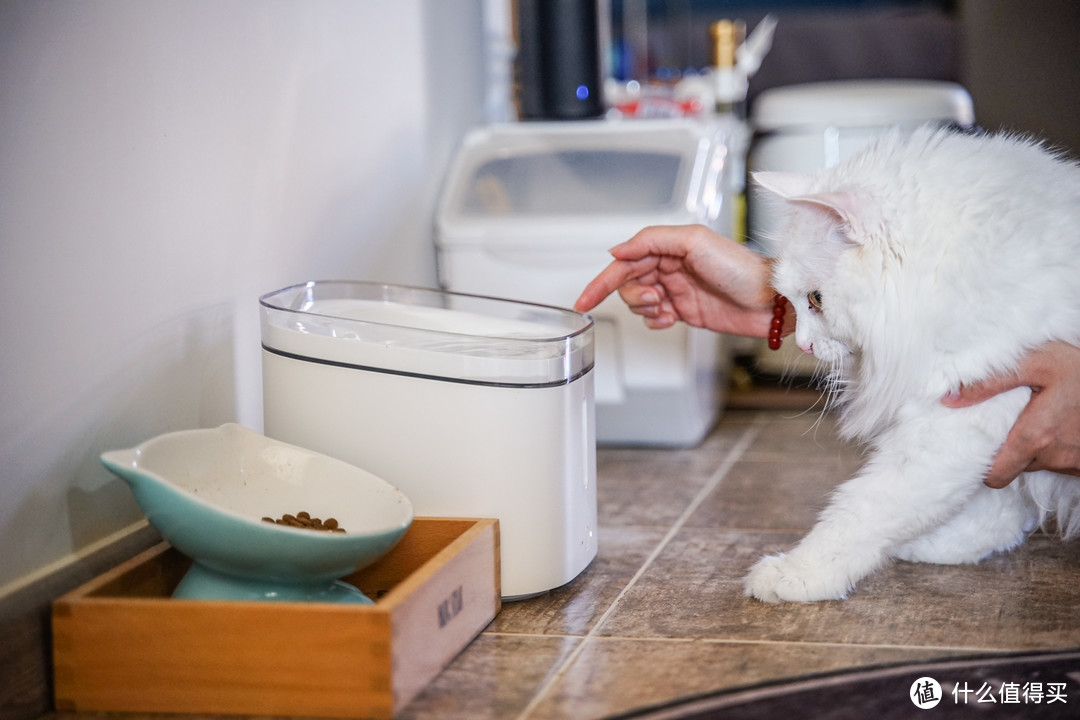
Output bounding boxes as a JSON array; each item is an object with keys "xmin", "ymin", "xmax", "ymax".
[{"xmin": 807, "ymin": 290, "xmax": 823, "ymax": 311}]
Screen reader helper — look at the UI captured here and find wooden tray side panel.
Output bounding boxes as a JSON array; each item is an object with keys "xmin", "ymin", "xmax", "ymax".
[
  {"xmin": 390, "ymin": 519, "xmax": 502, "ymax": 712},
  {"xmin": 53, "ymin": 601, "xmax": 395, "ymax": 718}
]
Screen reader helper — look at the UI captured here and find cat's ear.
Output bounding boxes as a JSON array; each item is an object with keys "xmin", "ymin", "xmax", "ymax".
[
  {"xmin": 791, "ymin": 191, "xmax": 865, "ymax": 232},
  {"xmin": 754, "ymin": 172, "xmax": 874, "ymax": 245},
  {"xmin": 752, "ymin": 171, "xmax": 816, "ymax": 199}
]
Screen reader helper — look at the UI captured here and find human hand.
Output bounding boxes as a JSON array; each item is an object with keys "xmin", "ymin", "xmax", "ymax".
[
  {"xmin": 943, "ymin": 341, "xmax": 1080, "ymax": 488},
  {"xmin": 574, "ymin": 224, "xmax": 787, "ymax": 338}
]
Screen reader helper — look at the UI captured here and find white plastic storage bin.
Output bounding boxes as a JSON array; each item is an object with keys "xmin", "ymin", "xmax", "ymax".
[
  {"xmin": 436, "ymin": 119, "xmax": 745, "ymax": 446},
  {"xmin": 261, "ymin": 281, "xmax": 596, "ymax": 600}
]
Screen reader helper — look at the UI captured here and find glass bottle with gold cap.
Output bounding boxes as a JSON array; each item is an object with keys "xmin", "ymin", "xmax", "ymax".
[{"xmin": 710, "ymin": 19, "xmax": 747, "ymax": 117}]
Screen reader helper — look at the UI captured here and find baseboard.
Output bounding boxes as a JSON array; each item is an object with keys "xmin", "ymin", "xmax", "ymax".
[{"xmin": 0, "ymin": 523, "xmax": 161, "ymax": 720}]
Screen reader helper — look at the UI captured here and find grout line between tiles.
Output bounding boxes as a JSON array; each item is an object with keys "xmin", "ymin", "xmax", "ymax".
[
  {"xmin": 516, "ymin": 416, "xmax": 766, "ymax": 720},
  {"xmin": 692, "ymin": 638, "xmax": 1032, "ymax": 654},
  {"xmin": 480, "ymin": 630, "xmax": 1025, "ymax": 656}
]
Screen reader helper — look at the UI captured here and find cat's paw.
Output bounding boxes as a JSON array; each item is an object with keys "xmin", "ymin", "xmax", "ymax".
[{"xmin": 743, "ymin": 553, "xmax": 850, "ymax": 603}]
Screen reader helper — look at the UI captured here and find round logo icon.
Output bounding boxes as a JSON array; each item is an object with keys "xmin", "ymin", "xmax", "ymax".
[{"xmin": 911, "ymin": 676, "xmax": 942, "ymax": 709}]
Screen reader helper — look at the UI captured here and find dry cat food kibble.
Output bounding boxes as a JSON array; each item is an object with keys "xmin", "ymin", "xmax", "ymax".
[{"xmin": 261, "ymin": 511, "xmax": 346, "ymax": 533}]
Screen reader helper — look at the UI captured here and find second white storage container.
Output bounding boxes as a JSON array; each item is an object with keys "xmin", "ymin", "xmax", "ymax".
[{"xmin": 436, "ymin": 119, "xmax": 744, "ymax": 446}]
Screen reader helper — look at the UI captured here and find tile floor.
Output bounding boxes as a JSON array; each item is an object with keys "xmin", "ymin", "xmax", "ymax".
[{"xmin": 398, "ymin": 408, "xmax": 1080, "ymax": 720}]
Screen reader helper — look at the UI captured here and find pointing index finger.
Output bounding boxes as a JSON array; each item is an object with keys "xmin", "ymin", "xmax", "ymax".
[
  {"xmin": 574, "ymin": 257, "xmax": 654, "ymax": 313},
  {"xmin": 574, "ymin": 227, "xmax": 693, "ymax": 313}
]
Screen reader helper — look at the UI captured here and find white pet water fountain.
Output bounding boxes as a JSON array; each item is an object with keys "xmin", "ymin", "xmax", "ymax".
[{"xmin": 260, "ymin": 281, "xmax": 597, "ymax": 600}]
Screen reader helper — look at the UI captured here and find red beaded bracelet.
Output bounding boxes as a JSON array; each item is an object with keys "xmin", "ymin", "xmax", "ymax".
[{"xmin": 768, "ymin": 294, "xmax": 786, "ymax": 350}]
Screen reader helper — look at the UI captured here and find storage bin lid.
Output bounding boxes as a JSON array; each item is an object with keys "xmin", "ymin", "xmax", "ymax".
[
  {"xmin": 260, "ymin": 282, "xmax": 593, "ymax": 387},
  {"xmin": 437, "ymin": 119, "xmax": 720, "ymax": 242},
  {"xmin": 752, "ymin": 80, "xmax": 974, "ymax": 132}
]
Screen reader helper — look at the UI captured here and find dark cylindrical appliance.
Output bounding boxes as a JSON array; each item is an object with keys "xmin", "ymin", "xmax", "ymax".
[{"xmin": 516, "ymin": 0, "xmax": 603, "ymax": 120}]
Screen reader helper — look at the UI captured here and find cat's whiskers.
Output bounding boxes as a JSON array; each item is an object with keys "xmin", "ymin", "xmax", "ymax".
[
  {"xmin": 773, "ymin": 350, "xmax": 839, "ymax": 438},
  {"xmin": 801, "ymin": 358, "xmax": 852, "ymax": 437}
]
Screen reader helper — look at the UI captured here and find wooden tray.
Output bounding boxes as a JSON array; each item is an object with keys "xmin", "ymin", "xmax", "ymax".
[{"xmin": 52, "ymin": 517, "xmax": 500, "ymax": 718}]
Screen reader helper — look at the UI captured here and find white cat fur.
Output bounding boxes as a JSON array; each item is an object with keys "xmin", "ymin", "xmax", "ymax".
[{"xmin": 746, "ymin": 126, "xmax": 1080, "ymax": 602}]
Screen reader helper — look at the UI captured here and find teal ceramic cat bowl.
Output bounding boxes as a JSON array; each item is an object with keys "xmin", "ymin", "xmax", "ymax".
[{"xmin": 101, "ymin": 423, "xmax": 413, "ymax": 603}]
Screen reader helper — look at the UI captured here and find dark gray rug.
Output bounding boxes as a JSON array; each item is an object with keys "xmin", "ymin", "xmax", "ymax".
[{"xmin": 608, "ymin": 650, "xmax": 1080, "ymax": 719}]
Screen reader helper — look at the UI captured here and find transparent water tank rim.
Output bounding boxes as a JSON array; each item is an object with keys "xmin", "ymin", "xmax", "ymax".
[
  {"xmin": 259, "ymin": 280, "xmax": 594, "ymax": 343},
  {"xmin": 259, "ymin": 281, "xmax": 595, "ymax": 387}
]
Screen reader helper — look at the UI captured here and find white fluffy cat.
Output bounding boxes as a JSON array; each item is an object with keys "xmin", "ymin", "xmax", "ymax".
[{"xmin": 746, "ymin": 125, "xmax": 1080, "ymax": 602}]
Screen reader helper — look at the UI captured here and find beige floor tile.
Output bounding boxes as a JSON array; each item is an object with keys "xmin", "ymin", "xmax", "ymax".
[
  {"xmin": 686, "ymin": 456, "xmax": 858, "ymax": 531},
  {"xmin": 599, "ymin": 527, "xmax": 1080, "ymax": 651},
  {"xmin": 596, "ymin": 421, "xmax": 754, "ymax": 529},
  {"xmin": 738, "ymin": 410, "xmax": 858, "ymax": 461},
  {"xmin": 490, "ymin": 527, "xmax": 667, "ymax": 636},
  {"xmin": 596, "ymin": 448, "xmax": 717, "ymax": 529},
  {"xmin": 397, "ymin": 634, "xmax": 580, "ymax": 720},
  {"xmin": 525, "ymin": 637, "xmax": 964, "ymax": 720}
]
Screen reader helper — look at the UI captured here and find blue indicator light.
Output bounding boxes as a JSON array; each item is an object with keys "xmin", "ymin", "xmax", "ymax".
[{"xmin": 575, "ymin": 85, "xmax": 590, "ymax": 101}]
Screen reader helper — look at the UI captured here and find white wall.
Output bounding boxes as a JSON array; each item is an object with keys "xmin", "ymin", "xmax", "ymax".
[{"xmin": 0, "ymin": 0, "xmax": 486, "ymax": 592}]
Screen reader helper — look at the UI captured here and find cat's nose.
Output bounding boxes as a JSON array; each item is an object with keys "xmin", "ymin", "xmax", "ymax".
[{"xmin": 798, "ymin": 341, "xmax": 814, "ymax": 355}]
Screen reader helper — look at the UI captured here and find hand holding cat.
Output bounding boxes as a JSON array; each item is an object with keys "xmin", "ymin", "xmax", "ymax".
[
  {"xmin": 574, "ymin": 224, "xmax": 791, "ymax": 339},
  {"xmin": 944, "ymin": 341, "xmax": 1080, "ymax": 487}
]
